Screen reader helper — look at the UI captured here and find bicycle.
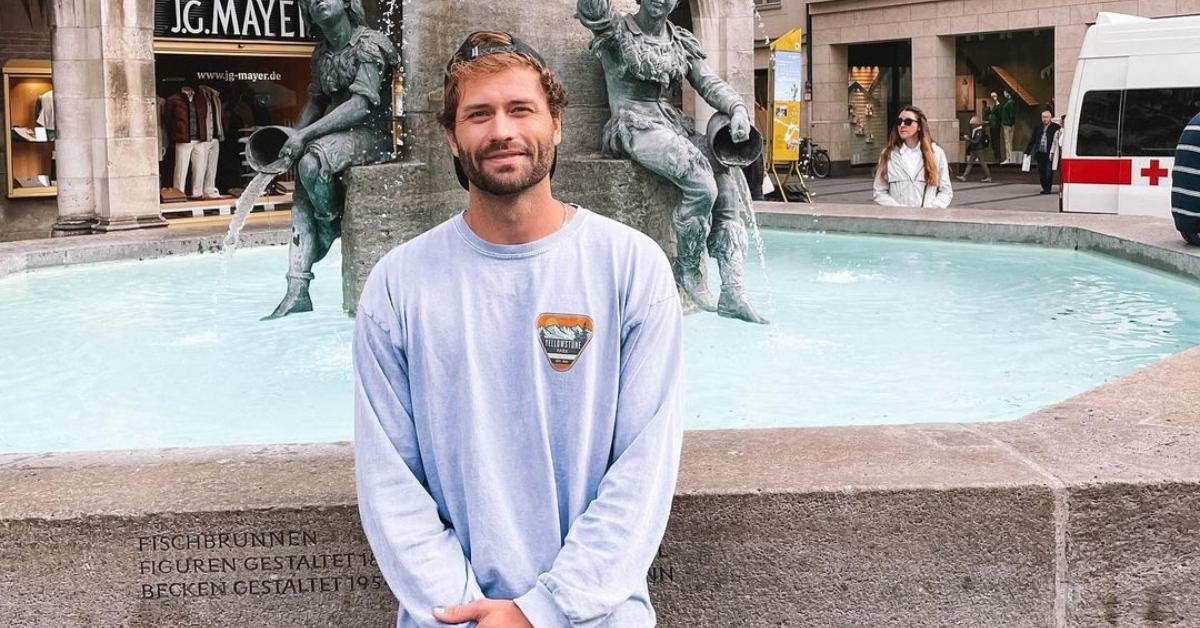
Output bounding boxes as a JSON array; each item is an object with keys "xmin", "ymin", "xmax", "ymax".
[{"xmin": 798, "ymin": 138, "xmax": 831, "ymax": 179}]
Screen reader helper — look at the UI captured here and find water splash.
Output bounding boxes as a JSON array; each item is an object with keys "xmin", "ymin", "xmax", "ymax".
[
  {"xmin": 745, "ymin": 204, "xmax": 775, "ymax": 315},
  {"xmin": 753, "ymin": 8, "xmax": 768, "ymax": 41},
  {"xmin": 222, "ymin": 172, "xmax": 277, "ymax": 256},
  {"xmin": 816, "ymin": 269, "xmax": 884, "ymax": 284},
  {"xmin": 380, "ymin": 0, "xmax": 401, "ymax": 40}
]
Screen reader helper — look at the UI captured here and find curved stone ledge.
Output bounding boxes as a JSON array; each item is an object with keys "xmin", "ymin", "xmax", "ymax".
[
  {"xmin": 0, "ymin": 215, "xmax": 292, "ymax": 280},
  {"xmin": 755, "ymin": 202, "xmax": 1200, "ymax": 281},
  {"xmin": 1, "ymin": 205, "xmax": 1198, "ymax": 625},
  {"xmin": 2, "ymin": 343, "xmax": 1197, "ymax": 626}
]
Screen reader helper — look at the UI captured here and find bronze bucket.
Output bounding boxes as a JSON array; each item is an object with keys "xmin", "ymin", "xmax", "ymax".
[
  {"xmin": 245, "ymin": 125, "xmax": 296, "ymax": 174},
  {"xmin": 706, "ymin": 112, "xmax": 764, "ymax": 168}
]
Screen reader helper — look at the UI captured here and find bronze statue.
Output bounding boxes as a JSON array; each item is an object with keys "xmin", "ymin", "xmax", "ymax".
[
  {"xmin": 264, "ymin": 0, "xmax": 399, "ymax": 319},
  {"xmin": 577, "ymin": 0, "xmax": 767, "ymax": 323}
]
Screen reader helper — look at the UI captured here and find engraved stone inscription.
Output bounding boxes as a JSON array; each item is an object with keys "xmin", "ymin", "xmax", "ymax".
[
  {"xmin": 648, "ymin": 545, "xmax": 677, "ymax": 585},
  {"xmin": 134, "ymin": 529, "xmax": 384, "ymax": 600}
]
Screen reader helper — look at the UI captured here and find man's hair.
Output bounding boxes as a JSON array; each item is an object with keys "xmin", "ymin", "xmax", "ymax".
[{"xmin": 439, "ymin": 31, "xmax": 568, "ymax": 130}]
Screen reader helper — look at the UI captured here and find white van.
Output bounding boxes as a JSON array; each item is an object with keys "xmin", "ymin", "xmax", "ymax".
[{"xmin": 1060, "ymin": 12, "xmax": 1200, "ymax": 217}]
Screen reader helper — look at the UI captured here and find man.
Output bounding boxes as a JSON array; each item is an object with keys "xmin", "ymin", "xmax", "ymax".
[
  {"xmin": 1024, "ymin": 110, "xmax": 1060, "ymax": 195},
  {"xmin": 353, "ymin": 31, "xmax": 685, "ymax": 628},
  {"xmin": 1172, "ymin": 110, "xmax": 1200, "ymax": 245}
]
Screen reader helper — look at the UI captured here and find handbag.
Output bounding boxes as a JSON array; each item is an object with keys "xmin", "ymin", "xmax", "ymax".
[{"xmin": 1021, "ymin": 153, "xmax": 1032, "ymax": 172}]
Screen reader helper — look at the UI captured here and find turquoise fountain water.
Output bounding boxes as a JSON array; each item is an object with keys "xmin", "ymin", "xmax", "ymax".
[{"xmin": 2, "ymin": 230, "xmax": 1199, "ymax": 453}]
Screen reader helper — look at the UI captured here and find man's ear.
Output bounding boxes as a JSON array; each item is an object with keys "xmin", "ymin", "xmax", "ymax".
[
  {"xmin": 552, "ymin": 115, "xmax": 562, "ymax": 147},
  {"xmin": 445, "ymin": 128, "xmax": 459, "ymax": 158}
]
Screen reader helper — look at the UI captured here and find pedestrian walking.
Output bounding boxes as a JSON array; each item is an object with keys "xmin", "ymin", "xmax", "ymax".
[
  {"xmin": 956, "ymin": 116, "xmax": 992, "ymax": 182},
  {"xmin": 1024, "ymin": 110, "xmax": 1061, "ymax": 194},
  {"xmin": 1050, "ymin": 115, "xmax": 1065, "ymax": 171}
]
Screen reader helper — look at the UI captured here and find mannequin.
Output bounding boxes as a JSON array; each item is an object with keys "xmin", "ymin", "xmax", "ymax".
[
  {"xmin": 197, "ymin": 84, "xmax": 225, "ymax": 199},
  {"xmin": 35, "ymin": 89, "xmax": 55, "ymax": 139},
  {"xmin": 986, "ymin": 91, "xmax": 1001, "ymax": 162},
  {"xmin": 34, "ymin": 89, "xmax": 56, "ymax": 180},
  {"xmin": 163, "ymin": 84, "xmax": 213, "ymax": 198},
  {"xmin": 1000, "ymin": 90, "xmax": 1016, "ymax": 164}
]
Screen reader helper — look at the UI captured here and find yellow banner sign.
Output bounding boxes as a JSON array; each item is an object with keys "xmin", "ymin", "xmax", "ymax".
[
  {"xmin": 772, "ymin": 100, "xmax": 802, "ymax": 163},
  {"xmin": 769, "ymin": 29, "xmax": 804, "ymax": 163}
]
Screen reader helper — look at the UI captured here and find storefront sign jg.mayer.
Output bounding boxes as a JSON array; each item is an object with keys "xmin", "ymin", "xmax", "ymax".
[{"xmin": 156, "ymin": 0, "xmax": 314, "ymax": 41}]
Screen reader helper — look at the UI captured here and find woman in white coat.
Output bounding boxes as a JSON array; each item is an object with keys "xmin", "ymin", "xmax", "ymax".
[{"xmin": 873, "ymin": 105, "xmax": 953, "ymax": 208}]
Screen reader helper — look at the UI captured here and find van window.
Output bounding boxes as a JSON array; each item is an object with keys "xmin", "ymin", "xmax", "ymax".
[
  {"xmin": 1121, "ymin": 87, "xmax": 1200, "ymax": 156},
  {"xmin": 1077, "ymin": 90, "xmax": 1121, "ymax": 157}
]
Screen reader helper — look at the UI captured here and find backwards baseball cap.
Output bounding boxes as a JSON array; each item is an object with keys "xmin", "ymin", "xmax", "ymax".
[{"xmin": 444, "ymin": 32, "xmax": 557, "ymax": 191}]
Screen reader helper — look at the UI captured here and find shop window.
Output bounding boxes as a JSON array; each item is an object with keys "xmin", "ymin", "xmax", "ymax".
[
  {"xmin": 1120, "ymin": 87, "xmax": 1200, "ymax": 157},
  {"xmin": 1076, "ymin": 90, "xmax": 1121, "ymax": 157},
  {"xmin": 3, "ymin": 59, "xmax": 56, "ymax": 198},
  {"xmin": 155, "ymin": 53, "xmax": 310, "ymax": 203}
]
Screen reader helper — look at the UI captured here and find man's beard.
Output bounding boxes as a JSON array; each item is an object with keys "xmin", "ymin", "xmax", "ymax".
[{"xmin": 457, "ymin": 137, "xmax": 555, "ymax": 196}]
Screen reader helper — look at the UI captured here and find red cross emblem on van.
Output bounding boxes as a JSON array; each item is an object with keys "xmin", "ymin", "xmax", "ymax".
[{"xmin": 1140, "ymin": 159, "xmax": 1169, "ymax": 186}]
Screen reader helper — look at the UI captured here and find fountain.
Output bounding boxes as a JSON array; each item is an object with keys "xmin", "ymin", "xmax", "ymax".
[{"xmin": 4, "ymin": 0, "xmax": 1200, "ymax": 626}]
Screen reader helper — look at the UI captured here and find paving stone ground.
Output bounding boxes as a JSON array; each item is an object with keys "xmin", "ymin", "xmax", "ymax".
[{"xmin": 796, "ymin": 167, "xmax": 1062, "ymax": 212}]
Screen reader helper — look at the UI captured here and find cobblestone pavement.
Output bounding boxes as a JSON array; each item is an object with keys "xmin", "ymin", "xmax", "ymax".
[{"xmin": 792, "ymin": 167, "xmax": 1062, "ymax": 212}]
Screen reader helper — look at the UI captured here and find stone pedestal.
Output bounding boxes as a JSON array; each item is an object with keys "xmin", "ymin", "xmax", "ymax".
[
  {"xmin": 339, "ymin": 0, "xmax": 748, "ymax": 308},
  {"xmin": 341, "ymin": 0, "xmax": 687, "ymax": 309},
  {"xmin": 50, "ymin": 0, "xmax": 165, "ymax": 235},
  {"xmin": 50, "ymin": 217, "xmax": 96, "ymax": 238},
  {"xmin": 342, "ymin": 158, "xmax": 679, "ymax": 310}
]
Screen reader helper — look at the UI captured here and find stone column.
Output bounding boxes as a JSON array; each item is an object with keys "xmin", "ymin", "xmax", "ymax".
[
  {"xmin": 51, "ymin": 0, "xmax": 165, "ymax": 235},
  {"xmin": 49, "ymin": 0, "xmax": 99, "ymax": 235},
  {"xmin": 911, "ymin": 35, "xmax": 956, "ymax": 159},
  {"xmin": 1054, "ymin": 24, "xmax": 1086, "ymax": 119},
  {"xmin": 688, "ymin": 0, "xmax": 756, "ymax": 130},
  {"xmin": 810, "ymin": 43, "xmax": 849, "ymax": 163}
]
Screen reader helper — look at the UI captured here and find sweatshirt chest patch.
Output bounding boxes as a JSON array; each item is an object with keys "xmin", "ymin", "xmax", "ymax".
[{"xmin": 536, "ymin": 313, "xmax": 595, "ymax": 372}]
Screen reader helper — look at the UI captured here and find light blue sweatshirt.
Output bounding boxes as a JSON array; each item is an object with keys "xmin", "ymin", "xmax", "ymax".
[{"xmin": 353, "ymin": 207, "xmax": 684, "ymax": 628}]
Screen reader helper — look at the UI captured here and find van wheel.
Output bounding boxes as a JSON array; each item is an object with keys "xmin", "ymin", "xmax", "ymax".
[{"xmin": 1182, "ymin": 230, "xmax": 1200, "ymax": 246}]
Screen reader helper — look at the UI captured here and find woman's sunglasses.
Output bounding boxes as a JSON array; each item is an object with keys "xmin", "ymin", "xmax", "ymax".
[{"xmin": 897, "ymin": 118, "xmax": 919, "ymax": 127}]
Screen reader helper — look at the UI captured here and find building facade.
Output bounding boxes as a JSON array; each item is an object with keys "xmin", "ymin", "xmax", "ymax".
[
  {"xmin": 0, "ymin": 0, "xmax": 55, "ymax": 241},
  {"xmin": 0, "ymin": 0, "xmax": 754, "ymax": 242},
  {"xmin": 755, "ymin": 0, "xmax": 1200, "ymax": 168},
  {"xmin": 0, "ymin": 0, "xmax": 401, "ymax": 242}
]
